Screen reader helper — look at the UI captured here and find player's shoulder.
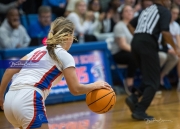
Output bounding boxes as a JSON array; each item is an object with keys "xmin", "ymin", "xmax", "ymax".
[
  {"xmin": 26, "ymin": 46, "xmax": 47, "ymax": 60},
  {"xmin": 32, "ymin": 46, "xmax": 47, "ymax": 52},
  {"xmin": 54, "ymin": 45, "xmax": 73, "ymax": 58},
  {"xmin": 29, "ymin": 46, "xmax": 47, "ymax": 55}
]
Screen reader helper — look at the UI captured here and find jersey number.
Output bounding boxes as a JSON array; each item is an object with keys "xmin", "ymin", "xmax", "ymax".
[{"xmin": 29, "ymin": 50, "xmax": 47, "ymax": 63}]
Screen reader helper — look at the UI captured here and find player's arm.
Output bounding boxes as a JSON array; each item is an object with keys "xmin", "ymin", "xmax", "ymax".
[
  {"xmin": 63, "ymin": 67, "xmax": 110, "ymax": 96},
  {"xmin": 0, "ymin": 56, "xmax": 27, "ymax": 100}
]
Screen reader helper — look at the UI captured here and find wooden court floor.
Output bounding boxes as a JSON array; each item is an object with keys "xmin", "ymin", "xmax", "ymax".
[{"xmin": 0, "ymin": 88, "xmax": 180, "ymax": 129}]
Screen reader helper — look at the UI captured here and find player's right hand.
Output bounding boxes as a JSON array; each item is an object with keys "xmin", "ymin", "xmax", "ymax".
[
  {"xmin": 0, "ymin": 95, "xmax": 4, "ymax": 110},
  {"xmin": 94, "ymin": 81, "xmax": 111, "ymax": 90}
]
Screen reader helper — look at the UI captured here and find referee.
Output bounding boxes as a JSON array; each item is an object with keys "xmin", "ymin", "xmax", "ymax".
[{"xmin": 125, "ymin": 0, "xmax": 180, "ymax": 120}]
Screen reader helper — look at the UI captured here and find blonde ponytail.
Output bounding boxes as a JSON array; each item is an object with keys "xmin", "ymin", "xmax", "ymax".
[{"xmin": 46, "ymin": 17, "xmax": 76, "ymax": 66}]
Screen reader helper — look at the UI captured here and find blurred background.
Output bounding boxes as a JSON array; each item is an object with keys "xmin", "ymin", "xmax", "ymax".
[{"xmin": 1, "ymin": 0, "xmax": 180, "ymax": 128}]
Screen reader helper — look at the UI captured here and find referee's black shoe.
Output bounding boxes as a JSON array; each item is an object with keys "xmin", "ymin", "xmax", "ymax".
[
  {"xmin": 132, "ymin": 112, "xmax": 154, "ymax": 120},
  {"xmin": 125, "ymin": 94, "xmax": 138, "ymax": 112}
]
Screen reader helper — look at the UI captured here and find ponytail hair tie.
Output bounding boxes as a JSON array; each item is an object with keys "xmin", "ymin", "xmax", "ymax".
[{"xmin": 42, "ymin": 37, "xmax": 47, "ymax": 46}]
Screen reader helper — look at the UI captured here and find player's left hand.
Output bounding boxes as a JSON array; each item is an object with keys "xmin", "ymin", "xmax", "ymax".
[{"xmin": 0, "ymin": 95, "xmax": 4, "ymax": 110}]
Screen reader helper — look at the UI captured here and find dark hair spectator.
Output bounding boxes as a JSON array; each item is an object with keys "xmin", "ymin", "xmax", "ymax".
[
  {"xmin": 87, "ymin": 0, "xmax": 112, "ymax": 41},
  {"xmin": 88, "ymin": 0, "xmax": 103, "ymax": 21},
  {"xmin": 0, "ymin": 8, "xmax": 30, "ymax": 49},
  {"xmin": 88, "ymin": 0, "xmax": 102, "ymax": 13},
  {"xmin": 101, "ymin": 0, "xmax": 121, "ymax": 33}
]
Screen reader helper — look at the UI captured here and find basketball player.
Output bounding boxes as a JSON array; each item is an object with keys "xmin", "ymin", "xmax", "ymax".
[
  {"xmin": 125, "ymin": 0, "xmax": 180, "ymax": 120},
  {"xmin": 0, "ymin": 17, "xmax": 111, "ymax": 129}
]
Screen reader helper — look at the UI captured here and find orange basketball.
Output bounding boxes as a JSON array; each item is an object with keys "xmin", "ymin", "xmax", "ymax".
[{"xmin": 86, "ymin": 88, "xmax": 116, "ymax": 114}]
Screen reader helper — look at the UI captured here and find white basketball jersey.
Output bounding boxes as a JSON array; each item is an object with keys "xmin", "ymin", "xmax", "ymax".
[{"xmin": 10, "ymin": 45, "xmax": 75, "ymax": 98}]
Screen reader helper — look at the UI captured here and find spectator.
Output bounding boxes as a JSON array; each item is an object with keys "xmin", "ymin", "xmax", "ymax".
[
  {"xmin": 88, "ymin": 0, "xmax": 113, "ymax": 41},
  {"xmin": 157, "ymin": 5, "xmax": 180, "ymax": 92},
  {"xmin": 88, "ymin": 0, "xmax": 104, "ymax": 27},
  {"xmin": 160, "ymin": 5, "xmax": 180, "ymax": 88},
  {"xmin": 101, "ymin": 0, "xmax": 120, "ymax": 33},
  {"xmin": 111, "ymin": 5, "xmax": 136, "ymax": 95},
  {"xmin": 42, "ymin": 0, "xmax": 66, "ymax": 16},
  {"xmin": 158, "ymin": 38, "xmax": 178, "ymax": 90},
  {"xmin": 173, "ymin": 0, "xmax": 180, "ymax": 24},
  {"xmin": 0, "ymin": 0, "xmax": 26, "ymax": 24},
  {"xmin": 88, "ymin": 0, "xmax": 102, "ymax": 14},
  {"xmin": 0, "ymin": 8, "xmax": 30, "ymax": 49},
  {"xmin": 118, "ymin": 0, "xmax": 136, "ymax": 13},
  {"xmin": 65, "ymin": 0, "xmax": 88, "ymax": 16},
  {"xmin": 67, "ymin": 0, "xmax": 98, "ymax": 42},
  {"xmin": 168, "ymin": 5, "xmax": 180, "ymax": 91},
  {"xmin": 28, "ymin": 6, "xmax": 51, "ymax": 39}
]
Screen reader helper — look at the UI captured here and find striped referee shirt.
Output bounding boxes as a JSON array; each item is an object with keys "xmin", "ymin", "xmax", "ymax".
[{"xmin": 130, "ymin": 4, "xmax": 171, "ymax": 40}]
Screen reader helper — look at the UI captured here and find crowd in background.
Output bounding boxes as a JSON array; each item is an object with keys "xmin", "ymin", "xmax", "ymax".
[
  {"xmin": 0, "ymin": 0, "xmax": 139, "ymax": 47},
  {"xmin": 1, "ymin": 0, "xmax": 180, "ymax": 93}
]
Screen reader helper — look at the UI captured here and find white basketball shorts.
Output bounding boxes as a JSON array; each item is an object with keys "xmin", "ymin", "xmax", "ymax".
[{"xmin": 4, "ymin": 88, "xmax": 48, "ymax": 129}]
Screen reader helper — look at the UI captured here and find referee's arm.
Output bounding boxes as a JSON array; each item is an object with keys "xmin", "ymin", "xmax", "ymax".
[
  {"xmin": 127, "ymin": 16, "xmax": 139, "ymax": 35},
  {"xmin": 127, "ymin": 24, "xmax": 135, "ymax": 35},
  {"xmin": 162, "ymin": 31, "xmax": 177, "ymax": 51}
]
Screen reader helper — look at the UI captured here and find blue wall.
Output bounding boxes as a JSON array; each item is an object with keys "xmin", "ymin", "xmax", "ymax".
[{"xmin": 0, "ymin": 42, "xmax": 113, "ymax": 104}]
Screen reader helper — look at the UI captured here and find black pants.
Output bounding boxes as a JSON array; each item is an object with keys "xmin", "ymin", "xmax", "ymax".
[
  {"xmin": 131, "ymin": 34, "xmax": 160, "ymax": 113},
  {"xmin": 113, "ymin": 50, "xmax": 137, "ymax": 78}
]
